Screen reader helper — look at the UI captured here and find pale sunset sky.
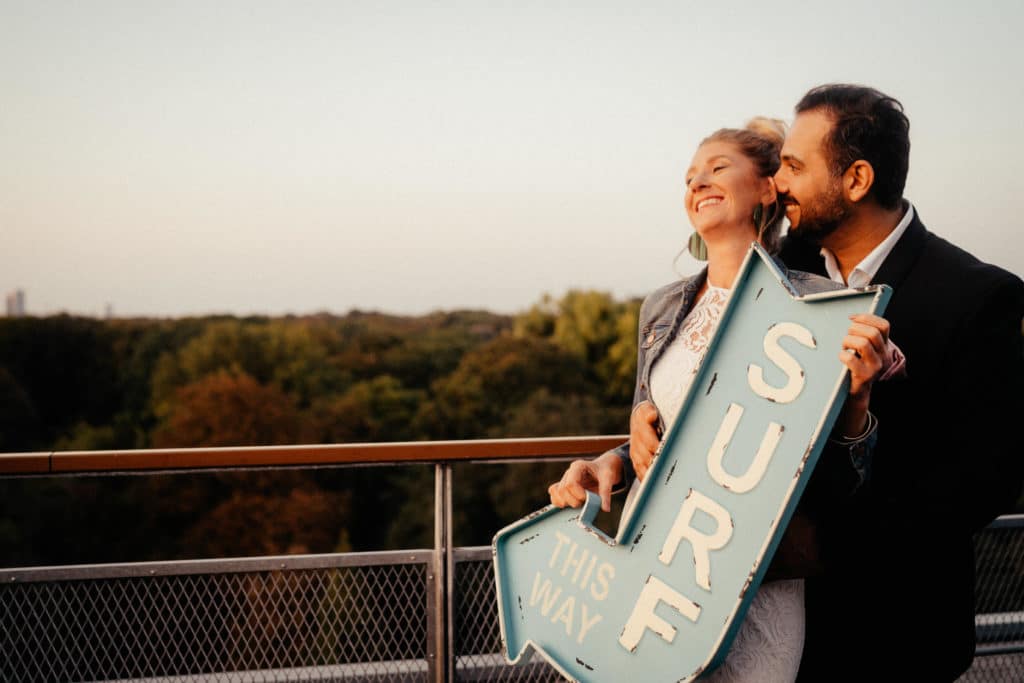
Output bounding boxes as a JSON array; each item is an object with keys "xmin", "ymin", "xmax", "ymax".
[{"xmin": 2, "ymin": 0, "xmax": 1021, "ymax": 317}]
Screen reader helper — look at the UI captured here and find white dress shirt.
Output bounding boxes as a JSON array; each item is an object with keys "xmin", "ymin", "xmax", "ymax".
[{"xmin": 820, "ymin": 203, "xmax": 915, "ymax": 286}]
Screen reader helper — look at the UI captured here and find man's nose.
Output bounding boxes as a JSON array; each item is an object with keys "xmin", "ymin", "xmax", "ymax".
[{"xmin": 773, "ymin": 169, "xmax": 789, "ymax": 192}]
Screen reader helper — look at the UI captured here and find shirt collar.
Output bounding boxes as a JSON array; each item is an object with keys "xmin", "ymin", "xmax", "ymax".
[{"xmin": 820, "ymin": 203, "xmax": 915, "ymax": 286}]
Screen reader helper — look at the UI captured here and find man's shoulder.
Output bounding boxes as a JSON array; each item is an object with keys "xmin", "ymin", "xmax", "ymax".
[{"xmin": 914, "ymin": 223, "xmax": 1023, "ymax": 297}]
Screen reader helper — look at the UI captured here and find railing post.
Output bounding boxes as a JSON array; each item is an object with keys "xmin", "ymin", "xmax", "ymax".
[
  {"xmin": 444, "ymin": 462, "xmax": 456, "ymax": 683},
  {"xmin": 431, "ymin": 462, "xmax": 453, "ymax": 683}
]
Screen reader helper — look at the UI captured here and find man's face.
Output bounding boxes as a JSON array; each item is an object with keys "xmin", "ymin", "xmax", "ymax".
[{"xmin": 774, "ymin": 109, "xmax": 850, "ymax": 243}]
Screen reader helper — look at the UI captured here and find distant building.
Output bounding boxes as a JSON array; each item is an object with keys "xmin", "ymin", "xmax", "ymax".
[{"xmin": 5, "ymin": 289, "xmax": 25, "ymax": 317}]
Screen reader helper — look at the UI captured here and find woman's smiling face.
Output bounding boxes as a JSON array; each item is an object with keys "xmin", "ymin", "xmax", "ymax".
[{"xmin": 685, "ymin": 140, "xmax": 768, "ymax": 240}]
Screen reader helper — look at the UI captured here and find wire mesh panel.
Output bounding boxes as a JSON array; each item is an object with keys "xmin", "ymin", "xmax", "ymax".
[
  {"xmin": 451, "ymin": 518, "xmax": 1024, "ymax": 683},
  {"xmin": 452, "ymin": 550, "xmax": 563, "ymax": 683},
  {"xmin": 959, "ymin": 517, "xmax": 1024, "ymax": 683},
  {"xmin": 0, "ymin": 557, "xmax": 430, "ymax": 683}
]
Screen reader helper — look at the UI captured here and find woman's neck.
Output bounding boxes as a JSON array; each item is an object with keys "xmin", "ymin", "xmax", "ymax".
[{"xmin": 702, "ymin": 236, "xmax": 754, "ymax": 290}]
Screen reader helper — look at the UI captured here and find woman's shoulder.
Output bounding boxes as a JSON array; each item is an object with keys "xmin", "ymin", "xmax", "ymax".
[
  {"xmin": 639, "ymin": 274, "xmax": 701, "ymax": 322},
  {"xmin": 644, "ymin": 277, "xmax": 691, "ymax": 302}
]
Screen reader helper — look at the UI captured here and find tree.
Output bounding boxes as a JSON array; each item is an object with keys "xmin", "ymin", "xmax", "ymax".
[
  {"xmin": 514, "ymin": 290, "xmax": 640, "ymax": 403},
  {"xmin": 181, "ymin": 487, "xmax": 351, "ymax": 557},
  {"xmin": 415, "ymin": 335, "xmax": 595, "ymax": 440},
  {"xmin": 309, "ymin": 375, "xmax": 425, "ymax": 444},
  {"xmin": 0, "ymin": 316, "xmax": 121, "ymax": 449},
  {"xmin": 0, "ymin": 367, "xmax": 39, "ymax": 452},
  {"xmin": 153, "ymin": 370, "xmax": 300, "ymax": 447}
]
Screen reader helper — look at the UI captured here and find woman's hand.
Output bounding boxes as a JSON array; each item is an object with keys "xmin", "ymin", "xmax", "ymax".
[
  {"xmin": 629, "ymin": 401, "xmax": 661, "ymax": 482},
  {"xmin": 548, "ymin": 451, "xmax": 624, "ymax": 513},
  {"xmin": 836, "ymin": 313, "xmax": 890, "ymax": 436}
]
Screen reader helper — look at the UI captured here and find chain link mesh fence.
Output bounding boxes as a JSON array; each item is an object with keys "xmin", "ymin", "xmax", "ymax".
[
  {"xmin": 453, "ymin": 549, "xmax": 560, "ymax": 683},
  {"xmin": 1, "ymin": 522, "xmax": 1022, "ymax": 682},
  {"xmin": 0, "ymin": 555, "xmax": 431, "ymax": 683},
  {"xmin": 957, "ymin": 517, "xmax": 1024, "ymax": 682}
]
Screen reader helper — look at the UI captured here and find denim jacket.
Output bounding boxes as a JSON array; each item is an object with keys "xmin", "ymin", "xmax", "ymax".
[{"xmin": 612, "ymin": 261, "xmax": 876, "ymax": 513}]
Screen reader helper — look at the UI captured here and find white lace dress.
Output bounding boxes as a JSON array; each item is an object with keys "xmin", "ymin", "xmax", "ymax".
[{"xmin": 647, "ymin": 284, "xmax": 805, "ymax": 683}]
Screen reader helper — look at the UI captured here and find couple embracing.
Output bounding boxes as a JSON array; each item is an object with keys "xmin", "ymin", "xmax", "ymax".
[{"xmin": 548, "ymin": 84, "xmax": 1024, "ymax": 682}]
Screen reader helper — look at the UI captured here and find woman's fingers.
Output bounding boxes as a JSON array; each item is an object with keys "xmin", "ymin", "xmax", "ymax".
[
  {"xmin": 630, "ymin": 401, "xmax": 661, "ymax": 481},
  {"xmin": 549, "ymin": 460, "xmax": 595, "ymax": 508}
]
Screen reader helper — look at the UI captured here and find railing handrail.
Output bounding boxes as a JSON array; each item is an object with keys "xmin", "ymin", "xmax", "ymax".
[
  {"xmin": 0, "ymin": 548, "xmax": 437, "ymax": 581},
  {"xmin": 0, "ymin": 434, "xmax": 629, "ymax": 476}
]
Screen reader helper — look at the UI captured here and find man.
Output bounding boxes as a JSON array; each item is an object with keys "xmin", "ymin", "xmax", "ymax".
[
  {"xmin": 774, "ymin": 84, "xmax": 1024, "ymax": 681},
  {"xmin": 551, "ymin": 83, "xmax": 1024, "ymax": 680}
]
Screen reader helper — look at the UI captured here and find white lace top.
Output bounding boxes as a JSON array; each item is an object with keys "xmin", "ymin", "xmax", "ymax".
[
  {"xmin": 649, "ymin": 284, "xmax": 730, "ymax": 423},
  {"xmin": 649, "ymin": 284, "xmax": 805, "ymax": 683}
]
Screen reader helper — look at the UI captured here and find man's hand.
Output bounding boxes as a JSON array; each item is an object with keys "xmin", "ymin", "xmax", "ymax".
[
  {"xmin": 548, "ymin": 451, "xmax": 624, "ymax": 512},
  {"xmin": 629, "ymin": 401, "xmax": 661, "ymax": 482},
  {"xmin": 836, "ymin": 313, "xmax": 889, "ymax": 435}
]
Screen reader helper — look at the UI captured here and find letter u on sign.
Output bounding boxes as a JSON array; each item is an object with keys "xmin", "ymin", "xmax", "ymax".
[{"xmin": 493, "ymin": 243, "xmax": 891, "ymax": 682}]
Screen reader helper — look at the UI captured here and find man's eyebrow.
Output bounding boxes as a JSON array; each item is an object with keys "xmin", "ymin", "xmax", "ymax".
[{"xmin": 781, "ymin": 152, "xmax": 802, "ymax": 164}]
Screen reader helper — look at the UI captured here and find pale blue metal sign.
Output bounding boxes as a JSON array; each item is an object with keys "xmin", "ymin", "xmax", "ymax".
[{"xmin": 493, "ymin": 244, "xmax": 891, "ymax": 682}]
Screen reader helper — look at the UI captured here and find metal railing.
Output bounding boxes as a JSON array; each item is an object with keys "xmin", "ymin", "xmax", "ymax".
[{"xmin": 1, "ymin": 439, "xmax": 1022, "ymax": 682}]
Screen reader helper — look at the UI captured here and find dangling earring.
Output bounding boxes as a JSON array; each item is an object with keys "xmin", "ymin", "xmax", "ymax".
[
  {"xmin": 755, "ymin": 202, "xmax": 782, "ymax": 251},
  {"xmin": 687, "ymin": 232, "xmax": 708, "ymax": 261},
  {"xmin": 753, "ymin": 203, "xmax": 769, "ymax": 247}
]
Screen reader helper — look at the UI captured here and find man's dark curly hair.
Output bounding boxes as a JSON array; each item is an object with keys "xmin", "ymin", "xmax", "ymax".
[{"xmin": 796, "ymin": 84, "xmax": 910, "ymax": 210}]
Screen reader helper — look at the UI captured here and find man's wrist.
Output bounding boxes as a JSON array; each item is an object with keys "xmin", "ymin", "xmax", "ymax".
[{"xmin": 831, "ymin": 410, "xmax": 877, "ymax": 445}]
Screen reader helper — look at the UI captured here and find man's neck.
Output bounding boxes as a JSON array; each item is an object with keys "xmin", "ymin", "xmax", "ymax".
[{"xmin": 821, "ymin": 203, "xmax": 905, "ymax": 282}]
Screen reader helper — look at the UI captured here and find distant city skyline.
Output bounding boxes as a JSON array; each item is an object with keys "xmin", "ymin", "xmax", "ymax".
[
  {"xmin": 3, "ymin": 1, "xmax": 1022, "ymax": 318},
  {"xmin": 4, "ymin": 289, "xmax": 25, "ymax": 318}
]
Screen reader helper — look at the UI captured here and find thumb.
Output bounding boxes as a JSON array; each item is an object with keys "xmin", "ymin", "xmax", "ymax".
[{"xmin": 598, "ymin": 467, "xmax": 613, "ymax": 513}]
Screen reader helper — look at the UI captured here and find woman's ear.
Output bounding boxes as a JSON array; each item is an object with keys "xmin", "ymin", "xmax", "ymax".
[{"xmin": 762, "ymin": 176, "xmax": 778, "ymax": 206}]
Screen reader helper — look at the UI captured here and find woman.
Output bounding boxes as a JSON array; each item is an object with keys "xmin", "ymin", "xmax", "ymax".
[{"xmin": 547, "ymin": 118, "xmax": 891, "ymax": 681}]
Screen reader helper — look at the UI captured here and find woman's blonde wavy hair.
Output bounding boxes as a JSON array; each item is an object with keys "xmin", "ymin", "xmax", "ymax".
[{"xmin": 701, "ymin": 117, "xmax": 788, "ymax": 253}]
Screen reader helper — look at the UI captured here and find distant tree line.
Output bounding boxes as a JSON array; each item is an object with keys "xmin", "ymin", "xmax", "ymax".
[{"xmin": 0, "ymin": 291, "xmax": 640, "ymax": 565}]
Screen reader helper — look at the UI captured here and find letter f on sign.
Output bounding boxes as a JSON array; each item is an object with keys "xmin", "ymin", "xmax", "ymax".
[{"xmin": 618, "ymin": 575, "xmax": 701, "ymax": 652}]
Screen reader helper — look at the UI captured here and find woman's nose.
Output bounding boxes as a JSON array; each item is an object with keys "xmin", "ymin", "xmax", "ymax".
[{"xmin": 689, "ymin": 170, "xmax": 710, "ymax": 189}]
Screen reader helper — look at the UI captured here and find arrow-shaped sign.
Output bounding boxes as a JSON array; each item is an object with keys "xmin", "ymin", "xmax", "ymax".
[{"xmin": 493, "ymin": 243, "xmax": 891, "ymax": 682}]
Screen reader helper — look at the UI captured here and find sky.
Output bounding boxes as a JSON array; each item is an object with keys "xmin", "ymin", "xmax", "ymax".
[{"xmin": 2, "ymin": 0, "xmax": 1022, "ymax": 318}]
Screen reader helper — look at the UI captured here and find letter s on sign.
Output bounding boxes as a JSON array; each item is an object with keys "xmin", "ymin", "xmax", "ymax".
[{"xmin": 747, "ymin": 322, "xmax": 815, "ymax": 404}]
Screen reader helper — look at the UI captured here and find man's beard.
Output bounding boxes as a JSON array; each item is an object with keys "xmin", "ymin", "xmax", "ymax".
[{"xmin": 785, "ymin": 181, "xmax": 850, "ymax": 245}]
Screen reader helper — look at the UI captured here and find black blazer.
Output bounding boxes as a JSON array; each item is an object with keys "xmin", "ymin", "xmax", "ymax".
[{"xmin": 780, "ymin": 210, "xmax": 1024, "ymax": 681}]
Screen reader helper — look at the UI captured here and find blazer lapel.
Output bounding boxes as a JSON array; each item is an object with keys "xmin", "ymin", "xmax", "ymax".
[{"xmin": 871, "ymin": 212, "xmax": 928, "ymax": 290}]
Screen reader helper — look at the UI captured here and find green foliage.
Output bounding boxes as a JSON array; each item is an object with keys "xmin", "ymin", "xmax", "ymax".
[
  {"xmin": 0, "ymin": 294, "xmax": 642, "ymax": 564},
  {"xmin": 310, "ymin": 375, "xmax": 425, "ymax": 443},
  {"xmin": 151, "ymin": 319, "xmax": 350, "ymax": 417},
  {"xmin": 416, "ymin": 335, "xmax": 595, "ymax": 440},
  {"xmin": 513, "ymin": 289, "xmax": 640, "ymax": 402}
]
